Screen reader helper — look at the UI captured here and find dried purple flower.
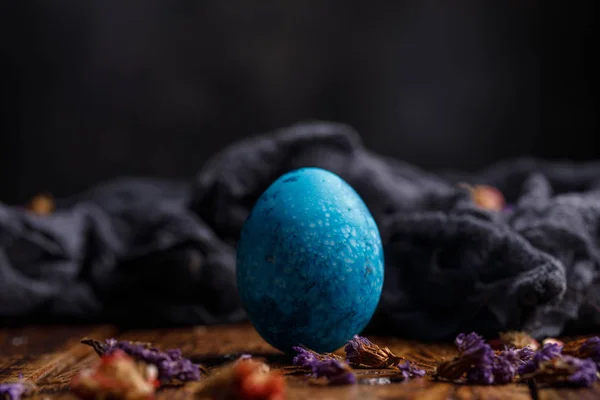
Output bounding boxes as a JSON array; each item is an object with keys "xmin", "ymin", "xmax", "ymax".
[
  {"xmin": 292, "ymin": 346, "xmax": 356, "ymax": 385},
  {"xmin": 492, "ymin": 348, "xmax": 522, "ymax": 384},
  {"xmin": 454, "ymin": 333, "xmax": 494, "ymax": 363},
  {"xmin": 0, "ymin": 381, "xmax": 36, "ymax": 400},
  {"xmin": 520, "ymin": 355, "xmax": 598, "ymax": 387},
  {"xmin": 344, "ymin": 335, "xmax": 403, "ymax": 368},
  {"xmin": 292, "ymin": 346, "xmax": 320, "ymax": 368},
  {"xmin": 466, "ymin": 365, "xmax": 494, "ymax": 385},
  {"xmin": 542, "ymin": 338, "xmax": 564, "ymax": 349},
  {"xmin": 563, "ymin": 336, "xmax": 600, "ymax": 368},
  {"xmin": 434, "ymin": 332, "xmax": 495, "ymax": 383},
  {"xmin": 579, "ymin": 337, "xmax": 600, "ymax": 363},
  {"xmin": 397, "ymin": 361, "xmax": 426, "ymax": 380},
  {"xmin": 0, "ymin": 383, "xmax": 26, "ymax": 400},
  {"xmin": 82, "ymin": 338, "xmax": 200, "ymax": 383},
  {"xmin": 517, "ymin": 347, "xmax": 535, "ymax": 363},
  {"xmin": 312, "ymin": 359, "xmax": 356, "ymax": 385},
  {"xmin": 565, "ymin": 356, "xmax": 599, "ymax": 387},
  {"xmin": 518, "ymin": 342, "xmax": 562, "ymax": 376}
]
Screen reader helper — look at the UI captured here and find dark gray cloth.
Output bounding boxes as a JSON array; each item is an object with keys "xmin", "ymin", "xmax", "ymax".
[{"xmin": 1, "ymin": 122, "xmax": 599, "ymax": 340}]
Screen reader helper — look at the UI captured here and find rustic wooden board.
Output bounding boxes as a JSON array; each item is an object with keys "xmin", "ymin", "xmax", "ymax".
[{"xmin": 1, "ymin": 324, "xmax": 599, "ymax": 399}]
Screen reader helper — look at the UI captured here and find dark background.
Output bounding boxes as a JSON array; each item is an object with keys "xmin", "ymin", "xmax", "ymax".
[{"xmin": 0, "ymin": 1, "xmax": 597, "ymax": 205}]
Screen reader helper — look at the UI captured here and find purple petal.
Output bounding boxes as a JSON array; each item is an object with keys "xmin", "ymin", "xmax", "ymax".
[
  {"xmin": 466, "ymin": 365, "xmax": 494, "ymax": 384},
  {"xmin": 580, "ymin": 337, "xmax": 600, "ymax": 364},
  {"xmin": 564, "ymin": 356, "xmax": 598, "ymax": 387},
  {"xmin": 518, "ymin": 342, "xmax": 562, "ymax": 375},
  {"xmin": 0, "ymin": 383, "xmax": 27, "ymax": 400},
  {"xmin": 397, "ymin": 360, "xmax": 425, "ymax": 380},
  {"xmin": 103, "ymin": 339, "xmax": 200, "ymax": 382}
]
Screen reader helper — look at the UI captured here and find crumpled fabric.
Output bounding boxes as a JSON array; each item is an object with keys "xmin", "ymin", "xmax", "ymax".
[{"xmin": 1, "ymin": 121, "xmax": 599, "ymax": 340}]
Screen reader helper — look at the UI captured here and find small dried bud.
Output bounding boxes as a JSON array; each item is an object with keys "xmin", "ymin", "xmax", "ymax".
[
  {"xmin": 194, "ymin": 358, "xmax": 285, "ymax": 400},
  {"xmin": 542, "ymin": 338, "xmax": 564, "ymax": 349},
  {"xmin": 344, "ymin": 335, "xmax": 404, "ymax": 368},
  {"xmin": 434, "ymin": 333, "xmax": 495, "ymax": 383},
  {"xmin": 71, "ymin": 350, "xmax": 158, "ymax": 400},
  {"xmin": 518, "ymin": 343, "xmax": 563, "ymax": 376},
  {"xmin": 519, "ymin": 356, "xmax": 598, "ymax": 387},
  {"xmin": 293, "ymin": 347, "xmax": 355, "ymax": 385},
  {"xmin": 0, "ymin": 380, "xmax": 37, "ymax": 400},
  {"xmin": 562, "ymin": 337, "xmax": 600, "ymax": 368},
  {"xmin": 397, "ymin": 361, "xmax": 426, "ymax": 380},
  {"xmin": 82, "ymin": 338, "xmax": 200, "ymax": 383}
]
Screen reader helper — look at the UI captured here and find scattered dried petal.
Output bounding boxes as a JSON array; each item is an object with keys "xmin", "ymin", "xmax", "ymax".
[
  {"xmin": 578, "ymin": 337, "xmax": 600, "ymax": 363},
  {"xmin": 498, "ymin": 331, "xmax": 539, "ymax": 351},
  {"xmin": 292, "ymin": 347, "xmax": 319, "ymax": 368},
  {"xmin": 293, "ymin": 346, "xmax": 355, "ymax": 385},
  {"xmin": 312, "ymin": 359, "xmax": 356, "ymax": 385},
  {"xmin": 518, "ymin": 343, "xmax": 563, "ymax": 375},
  {"xmin": 71, "ymin": 350, "xmax": 157, "ymax": 400},
  {"xmin": 563, "ymin": 336, "xmax": 600, "ymax": 368},
  {"xmin": 465, "ymin": 365, "xmax": 494, "ymax": 385},
  {"xmin": 397, "ymin": 361, "xmax": 426, "ymax": 380},
  {"xmin": 517, "ymin": 347, "xmax": 535, "ymax": 363},
  {"xmin": 492, "ymin": 348, "xmax": 522, "ymax": 384},
  {"xmin": 542, "ymin": 338, "xmax": 564, "ymax": 349},
  {"xmin": 520, "ymin": 355, "xmax": 598, "ymax": 387},
  {"xmin": 434, "ymin": 332, "xmax": 495, "ymax": 383},
  {"xmin": 344, "ymin": 335, "xmax": 404, "ymax": 368},
  {"xmin": 194, "ymin": 358, "xmax": 285, "ymax": 400},
  {"xmin": 0, "ymin": 381, "xmax": 37, "ymax": 400},
  {"xmin": 82, "ymin": 338, "xmax": 200, "ymax": 383}
]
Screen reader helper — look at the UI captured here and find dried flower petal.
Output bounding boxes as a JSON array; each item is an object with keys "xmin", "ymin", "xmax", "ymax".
[
  {"xmin": 518, "ymin": 342, "xmax": 563, "ymax": 375},
  {"xmin": 542, "ymin": 338, "xmax": 564, "ymax": 349},
  {"xmin": 520, "ymin": 355, "xmax": 598, "ymax": 387},
  {"xmin": 579, "ymin": 337, "xmax": 600, "ymax": 363},
  {"xmin": 455, "ymin": 333, "xmax": 494, "ymax": 364},
  {"xmin": 82, "ymin": 338, "xmax": 200, "ymax": 383},
  {"xmin": 312, "ymin": 359, "xmax": 356, "ymax": 385},
  {"xmin": 492, "ymin": 348, "xmax": 522, "ymax": 384},
  {"xmin": 194, "ymin": 359, "xmax": 285, "ymax": 400},
  {"xmin": 517, "ymin": 347, "xmax": 534, "ymax": 363},
  {"xmin": 434, "ymin": 332, "xmax": 495, "ymax": 383},
  {"xmin": 498, "ymin": 331, "xmax": 539, "ymax": 351},
  {"xmin": 293, "ymin": 346, "xmax": 355, "ymax": 385},
  {"xmin": 71, "ymin": 350, "xmax": 157, "ymax": 400},
  {"xmin": 292, "ymin": 347, "xmax": 320, "ymax": 368},
  {"xmin": 563, "ymin": 336, "xmax": 600, "ymax": 368},
  {"xmin": 344, "ymin": 335, "xmax": 404, "ymax": 368},
  {"xmin": 397, "ymin": 361, "xmax": 426, "ymax": 380},
  {"xmin": 465, "ymin": 365, "xmax": 494, "ymax": 385},
  {"xmin": 0, "ymin": 381, "xmax": 37, "ymax": 400}
]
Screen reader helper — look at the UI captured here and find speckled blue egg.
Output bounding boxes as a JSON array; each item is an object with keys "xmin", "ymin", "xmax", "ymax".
[{"xmin": 236, "ymin": 167, "xmax": 384, "ymax": 354}]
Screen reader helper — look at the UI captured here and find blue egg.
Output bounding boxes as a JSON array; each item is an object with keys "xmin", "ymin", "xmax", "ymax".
[{"xmin": 236, "ymin": 167, "xmax": 384, "ymax": 354}]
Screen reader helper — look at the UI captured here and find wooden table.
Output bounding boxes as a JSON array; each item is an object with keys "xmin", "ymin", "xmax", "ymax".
[{"xmin": 1, "ymin": 324, "xmax": 598, "ymax": 399}]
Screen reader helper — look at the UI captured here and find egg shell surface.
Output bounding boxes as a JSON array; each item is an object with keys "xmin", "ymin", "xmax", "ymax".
[{"xmin": 236, "ymin": 167, "xmax": 384, "ymax": 354}]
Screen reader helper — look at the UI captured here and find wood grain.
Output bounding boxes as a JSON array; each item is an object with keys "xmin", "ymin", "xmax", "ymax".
[{"xmin": 1, "ymin": 324, "xmax": 599, "ymax": 399}]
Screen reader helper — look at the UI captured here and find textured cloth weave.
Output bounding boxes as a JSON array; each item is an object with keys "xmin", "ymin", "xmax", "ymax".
[{"xmin": 2, "ymin": 122, "xmax": 599, "ymax": 340}]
